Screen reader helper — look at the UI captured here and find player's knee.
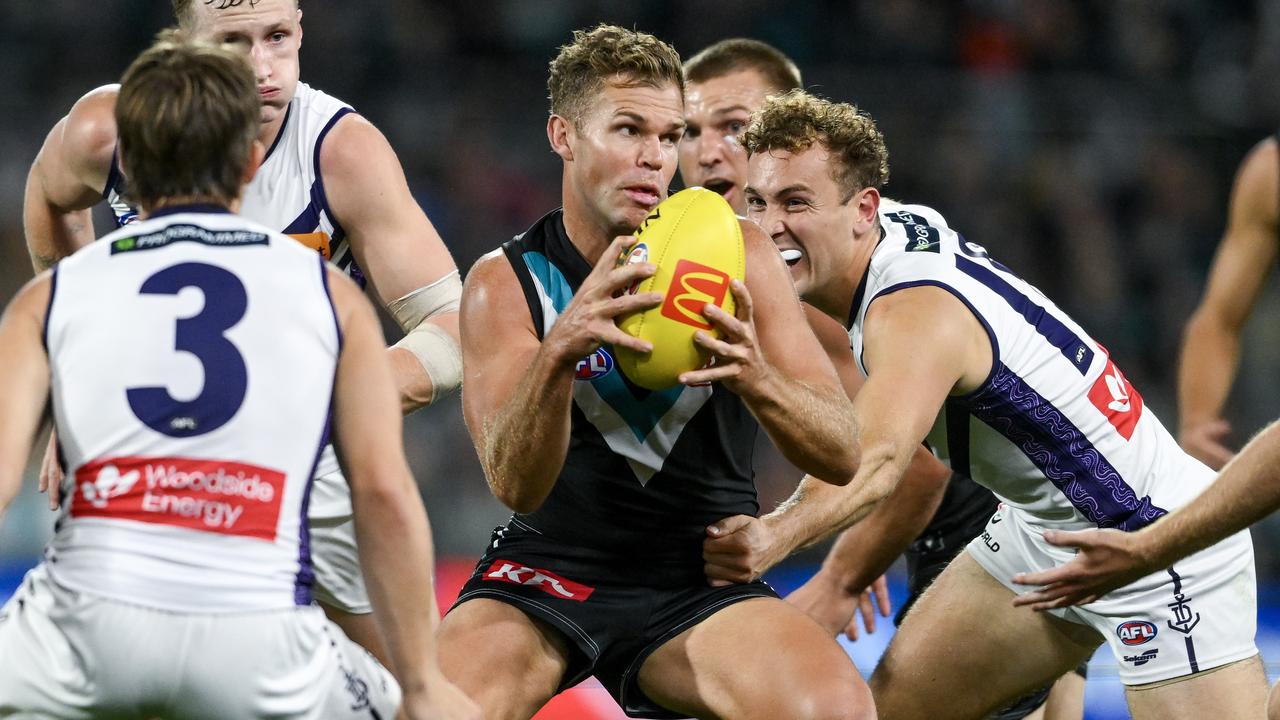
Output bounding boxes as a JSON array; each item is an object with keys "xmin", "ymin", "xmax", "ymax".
[
  {"xmin": 789, "ymin": 677, "xmax": 876, "ymax": 720},
  {"xmin": 1267, "ymin": 682, "xmax": 1280, "ymax": 720}
]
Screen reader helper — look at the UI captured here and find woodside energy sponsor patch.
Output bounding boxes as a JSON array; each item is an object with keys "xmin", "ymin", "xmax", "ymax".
[{"xmin": 71, "ymin": 456, "xmax": 285, "ymax": 540}]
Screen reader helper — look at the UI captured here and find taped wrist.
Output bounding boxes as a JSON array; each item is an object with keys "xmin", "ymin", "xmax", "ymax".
[
  {"xmin": 389, "ymin": 271, "xmax": 463, "ymax": 402},
  {"xmin": 393, "ymin": 323, "xmax": 462, "ymax": 402}
]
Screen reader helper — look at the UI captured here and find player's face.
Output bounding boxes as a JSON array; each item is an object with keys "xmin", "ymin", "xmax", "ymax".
[
  {"xmin": 565, "ymin": 79, "xmax": 685, "ymax": 236},
  {"xmin": 746, "ymin": 146, "xmax": 860, "ymax": 298},
  {"xmin": 679, "ymin": 69, "xmax": 775, "ymax": 214},
  {"xmin": 189, "ymin": 0, "xmax": 302, "ymax": 128}
]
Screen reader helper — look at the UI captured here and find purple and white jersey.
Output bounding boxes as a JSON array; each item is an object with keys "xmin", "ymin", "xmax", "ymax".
[
  {"xmin": 44, "ymin": 207, "xmax": 340, "ymax": 612},
  {"xmin": 848, "ymin": 200, "xmax": 1210, "ymax": 533},
  {"xmin": 105, "ymin": 82, "xmax": 362, "ymax": 286}
]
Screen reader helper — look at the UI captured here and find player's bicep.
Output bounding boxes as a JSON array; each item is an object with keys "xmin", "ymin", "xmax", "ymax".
[
  {"xmin": 743, "ymin": 226, "xmax": 843, "ymax": 389},
  {"xmin": 321, "ymin": 115, "xmax": 459, "ymax": 307},
  {"xmin": 459, "ymin": 253, "xmax": 542, "ymax": 448},
  {"xmin": 860, "ymin": 287, "xmax": 985, "ymax": 445}
]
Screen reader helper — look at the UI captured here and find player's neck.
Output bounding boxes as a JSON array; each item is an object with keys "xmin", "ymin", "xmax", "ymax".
[
  {"xmin": 257, "ymin": 112, "xmax": 288, "ymax": 156},
  {"xmin": 561, "ymin": 190, "xmax": 624, "ymax": 265},
  {"xmin": 141, "ymin": 196, "xmax": 239, "ymax": 219},
  {"xmin": 808, "ymin": 225, "xmax": 881, "ymax": 328}
]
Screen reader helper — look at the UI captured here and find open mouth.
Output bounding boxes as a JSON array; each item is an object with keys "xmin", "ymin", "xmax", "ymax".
[
  {"xmin": 779, "ymin": 249, "xmax": 802, "ymax": 267},
  {"xmin": 703, "ymin": 179, "xmax": 735, "ymax": 197}
]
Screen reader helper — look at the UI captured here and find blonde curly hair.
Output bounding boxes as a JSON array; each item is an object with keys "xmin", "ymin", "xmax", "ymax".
[{"xmin": 743, "ymin": 90, "xmax": 889, "ymax": 199}]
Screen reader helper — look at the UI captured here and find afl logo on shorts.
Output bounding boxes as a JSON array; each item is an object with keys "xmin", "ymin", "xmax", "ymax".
[
  {"xmin": 1117, "ymin": 620, "xmax": 1157, "ymax": 646},
  {"xmin": 575, "ymin": 348, "xmax": 614, "ymax": 380}
]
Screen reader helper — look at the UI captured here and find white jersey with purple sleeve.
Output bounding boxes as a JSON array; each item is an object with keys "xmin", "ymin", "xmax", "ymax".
[{"xmin": 847, "ymin": 200, "xmax": 1212, "ymax": 533}]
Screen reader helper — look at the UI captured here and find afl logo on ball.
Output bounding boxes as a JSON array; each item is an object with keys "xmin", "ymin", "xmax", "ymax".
[
  {"xmin": 1117, "ymin": 620, "xmax": 1157, "ymax": 646},
  {"xmin": 620, "ymin": 243, "xmax": 649, "ymax": 295},
  {"xmin": 575, "ymin": 348, "xmax": 614, "ymax": 380}
]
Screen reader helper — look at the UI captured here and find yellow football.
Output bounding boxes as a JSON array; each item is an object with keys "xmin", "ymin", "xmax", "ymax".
[{"xmin": 614, "ymin": 187, "xmax": 746, "ymax": 390}]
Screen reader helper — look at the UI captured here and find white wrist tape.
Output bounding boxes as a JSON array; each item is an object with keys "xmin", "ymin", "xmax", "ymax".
[
  {"xmin": 393, "ymin": 323, "xmax": 462, "ymax": 402},
  {"xmin": 387, "ymin": 271, "xmax": 461, "ymax": 332},
  {"xmin": 389, "ymin": 271, "xmax": 463, "ymax": 401}
]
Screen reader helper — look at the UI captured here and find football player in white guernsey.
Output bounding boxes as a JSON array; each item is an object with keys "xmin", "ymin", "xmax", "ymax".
[
  {"xmin": 0, "ymin": 38, "xmax": 477, "ymax": 720},
  {"xmin": 22, "ymin": 0, "xmax": 462, "ymax": 662},
  {"xmin": 741, "ymin": 90, "xmax": 1267, "ymax": 719},
  {"xmin": 679, "ymin": 39, "xmax": 1087, "ymax": 720}
]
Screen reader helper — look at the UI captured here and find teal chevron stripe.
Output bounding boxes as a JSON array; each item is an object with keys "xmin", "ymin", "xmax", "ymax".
[
  {"xmin": 522, "ymin": 252, "xmax": 574, "ymax": 312},
  {"xmin": 524, "ymin": 250, "xmax": 688, "ymax": 442},
  {"xmin": 589, "ymin": 355, "xmax": 685, "ymax": 440}
]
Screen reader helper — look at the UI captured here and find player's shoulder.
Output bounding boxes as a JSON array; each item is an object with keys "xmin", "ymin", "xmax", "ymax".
[
  {"xmin": 464, "ymin": 247, "xmax": 519, "ymax": 298},
  {"xmin": 58, "ymin": 84, "xmax": 120, "ymax": 168}
]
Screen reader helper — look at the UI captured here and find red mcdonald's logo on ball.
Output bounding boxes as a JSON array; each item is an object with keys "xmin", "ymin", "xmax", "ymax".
[{"xmin": 661, "ymin": 259, "xmax": 731, "ymax": 330}]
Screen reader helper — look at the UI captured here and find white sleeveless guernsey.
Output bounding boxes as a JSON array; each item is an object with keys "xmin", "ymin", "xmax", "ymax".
[
  {"xmin": 105, "ymin": 82, "xmax": 354, "ymax": 484},
  {"xmin": 847, "ymin": 200, "xmax": 1213, "ymax": 533},
  {"xmin": 44, "ymin": 206, "xmax": 340, "ymax": 612}
]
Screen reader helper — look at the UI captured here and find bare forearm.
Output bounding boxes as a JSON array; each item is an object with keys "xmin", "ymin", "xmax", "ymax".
[
  {"xmin": 822, "ymin": 463, "xmax": 951, "ymax": 593},
  {"xmin": 23, "ymin": 198, "xmax": 94, "ymax": 273},
  {"xmin": 479, "ymin": 348, "xmax": 575, "ymax": 513},
  {"xmin": 765, "ymin": 438, "xmax": 924, "ymax": 567},
  {"xmin": 1144, "ymin": 420, "xmax": 1280, "ymax": 566},
  {"xmin": 353, "ymin": 481, "xmax": 441, "ymax": 684},
  {"xmin": 747, "ymin": 372, "xmax": 858, "ymax": 482},
  {"xmin": 1178, "ymin": 312, "xmax": 1241, "ymax": 428}
]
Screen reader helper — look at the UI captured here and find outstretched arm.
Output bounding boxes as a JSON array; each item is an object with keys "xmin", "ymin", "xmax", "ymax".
[
  {"xmin": 322, "ymin": 114, "xmax": 464, "ymax": 414},
  {"xmin": 702, "ymin": 304, "xmax": 951, "ymax": 588},
  {"xmin": 1013, "ymin": 418, "xmax": 1280, "ymax": 610},
  {"xmin": 460, "ymin": 237, "xmax": 661, "ymax": 514},
  {"xmin": 1178, "ymin": 138, "xmax": 1279, "ymax": 469}
]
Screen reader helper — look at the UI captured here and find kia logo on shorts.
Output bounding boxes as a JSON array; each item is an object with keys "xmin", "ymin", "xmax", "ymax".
[
  {"xmin": 1117, "ymin": 620, "xmax": 1157, "ymax": 646},
  {"xmin": 575, "ymin": 348, "xmax": 614, "ymax": 381}
]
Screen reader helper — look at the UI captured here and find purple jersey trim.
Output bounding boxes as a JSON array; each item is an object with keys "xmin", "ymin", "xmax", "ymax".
[{"xmin": 965, "ymin": 363, "xmax": 1167, "ymax": 530}]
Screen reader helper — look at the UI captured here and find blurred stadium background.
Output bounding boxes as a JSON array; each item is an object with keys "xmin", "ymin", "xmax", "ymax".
[{"xmin": 3, "ymin": 1, "xmax": 1280, "ymax": 717}]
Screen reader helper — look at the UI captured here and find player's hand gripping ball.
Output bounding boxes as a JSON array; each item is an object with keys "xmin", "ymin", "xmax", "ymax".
[{"xmin": 614, "ymin": 187, "xmax": 746, "ymax": 390}]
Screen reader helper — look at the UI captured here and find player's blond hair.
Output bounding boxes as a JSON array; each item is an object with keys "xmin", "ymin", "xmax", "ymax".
[
  {"xmin": 116, "ymin": 35, "xmax": 259, "ymax": 208},
  {"xmin": 172, "ymin": 0, "xmax": 299, "ymax": 30},
  {"xmin": 743, "ymin": 90, "xmax": 890, "ymax": 199},
  {"xmin": 684, "ymin": 38, "xmax": 802, "ymax": 94},
  {"xmin": 548, "ymin": 24, "xmax": 683, "ymax": 127}
]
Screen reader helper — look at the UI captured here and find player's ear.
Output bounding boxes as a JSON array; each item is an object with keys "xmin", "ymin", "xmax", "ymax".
[
  {"xmin": 296, "ymin": 8, "xmax": 303, "ymax": 47},
  {"xmin": 548, "ymin": 114, "xmax": 574, "ymax": 162},
  {"xmin": 243, "ymin": 140, "xmax": 266, "ymax": 185},
  {"xmin": 852, "ymin": 186, "xmax": 880, "ymax": 236}
]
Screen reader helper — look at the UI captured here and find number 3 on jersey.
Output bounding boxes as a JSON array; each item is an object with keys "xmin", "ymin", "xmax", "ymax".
[{"xmin": 126, "ymin": 262, "xmax": 248, "ymax": 438}]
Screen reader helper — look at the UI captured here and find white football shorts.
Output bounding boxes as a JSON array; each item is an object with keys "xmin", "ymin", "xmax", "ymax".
[
  {"xmin": 968, "ymin": 504, "xmax": 1258, "ymax": 685},
  {"xmin": 308, "ymin": 465, "xmax": 372, "ymax": 614},
  {"xmin": 0, "ymin": 564, "xmax": 399, "ymax": 719}
]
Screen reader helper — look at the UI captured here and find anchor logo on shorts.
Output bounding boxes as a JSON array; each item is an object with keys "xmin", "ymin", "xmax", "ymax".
[{"xmin": 1167, "ymin": 592, "xmax": 1201, "ymax": 634}]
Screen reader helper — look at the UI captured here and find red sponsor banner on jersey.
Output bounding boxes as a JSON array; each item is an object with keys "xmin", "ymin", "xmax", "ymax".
[
  {"xmin": 660, "ymin": 259, "xmax": 732, "ymax": 331},
  {"xmin": 70, "ymin": 456, "xmax": 285, "ymax": 541},
  {"xmin": 1087, "ymin": 356, "xmax": 1144, "ymax": 441},
  {"xmin": 483, "ymin": 560, "xmax": 595, "ymax": 601}
]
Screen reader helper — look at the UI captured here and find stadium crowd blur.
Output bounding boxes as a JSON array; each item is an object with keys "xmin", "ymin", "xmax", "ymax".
[{"xmin": 3, "ymin": 0, "xmax": 1280, "ymax": 579}]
